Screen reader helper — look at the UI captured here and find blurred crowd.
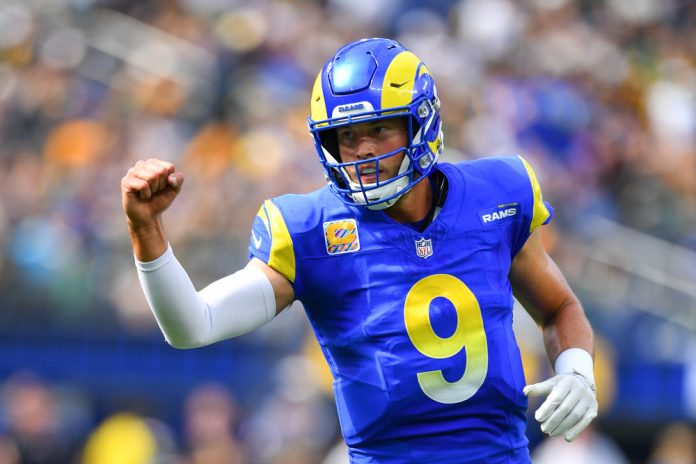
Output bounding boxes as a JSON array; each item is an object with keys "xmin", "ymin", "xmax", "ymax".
[
  {"xmin": 1, "ymin": 367, "xmax": 696, "ymax": 464},
  {"xmin": 0, "ymin": 0, "xmax": 694, "ymax": 327},
  {"xmin": 0, "ymin": 365, "xmax": 341, "ymax": 464},
  {"xmin": 0, "ymin": 0, "xmax": 694, "ymax": 462}
]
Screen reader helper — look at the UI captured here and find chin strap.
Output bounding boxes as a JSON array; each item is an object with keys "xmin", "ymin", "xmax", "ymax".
[
  {"xmin": 351, "ymin": 154, "xmax": 412, "ymax": 209},
  {"xmin": 362, "ymin": 177, "xmax": 409, "ymax": 210}
]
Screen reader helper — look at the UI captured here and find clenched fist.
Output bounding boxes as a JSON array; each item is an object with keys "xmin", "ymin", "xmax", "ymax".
[
  {"xmin": 121, "ymin": 159, "xmax": 184, "ymax": 229},
  {"xmin": 121, "ymin": 159, "xmax": 184, "ymax": 261}
]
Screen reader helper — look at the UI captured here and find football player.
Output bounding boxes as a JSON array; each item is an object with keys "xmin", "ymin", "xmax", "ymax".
[{"xmin": 122, "ymin": 38, "xmax": 597, "ymax": 463}]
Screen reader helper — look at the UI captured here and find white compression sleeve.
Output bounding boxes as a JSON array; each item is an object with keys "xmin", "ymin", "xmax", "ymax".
[{"xmin": 135, "ymin": 245, "xmax": 277, "ymax": 348}]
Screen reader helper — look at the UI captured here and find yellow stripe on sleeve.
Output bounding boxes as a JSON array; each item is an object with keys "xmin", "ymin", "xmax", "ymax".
[
  {"xmin": 255, "ymin": 204, "xmax": 271, "ymax": 235},
  {"xmin": 519, "ymin": 156, "xmax": 551, "ymax": 233},
  {"xmin": 263, "ymin": 200, "xmax": 296, "ymax": 283}
]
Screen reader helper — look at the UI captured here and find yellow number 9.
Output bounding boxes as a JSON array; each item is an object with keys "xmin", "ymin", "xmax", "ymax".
[{"xmin": 404, "ymin": 274, "xmax": 489, "ymax": 404}]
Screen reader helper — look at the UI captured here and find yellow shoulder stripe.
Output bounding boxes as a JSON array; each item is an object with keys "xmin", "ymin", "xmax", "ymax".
[
  {"xmin": 263, "ymin": 200, "xmax": 296, "ymax": 283},
  {"xmin": 255, "ymin": 204, "xmax": 271, "ymax": 235},
  {"xmin": 519, "ymin": 156, "xmax": 550, "ymax": 233}
]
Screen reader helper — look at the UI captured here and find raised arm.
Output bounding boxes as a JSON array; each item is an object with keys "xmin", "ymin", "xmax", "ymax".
[
  {"xmin": 509, "ymin": 230, "xmax": 597, "ymax": 442},
  {"xmin": 121, "ymin": 158, "xmax": 181, "ymax": 261},
  {"xmin": 121, "ymin": 159, "xmax": 294, "ymax": 348}
]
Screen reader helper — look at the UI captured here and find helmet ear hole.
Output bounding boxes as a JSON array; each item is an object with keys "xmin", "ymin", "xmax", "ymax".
[
  {"xmin": 318, "ymin": 129, "xmax": 340, "ymax": 161},
  {"xmin": 328, "ymin": 166, "xmax": 349, "ymax": 189},
  {"xmin": 410, "ymin": 114, "xmax": 422, "ymax": 141}
]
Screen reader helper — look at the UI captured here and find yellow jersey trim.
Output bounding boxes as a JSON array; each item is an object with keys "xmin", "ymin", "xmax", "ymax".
[
  {"xmin": 255, "ymin": 204, "xmax": 271, "ymax": 235},
  {"xmin": 519, "ymin": 156, "xmax": 550, "ymax": 233},
  {"xmin": 263, "ymin": 200, "xmax": 296, "ymax": 283}
]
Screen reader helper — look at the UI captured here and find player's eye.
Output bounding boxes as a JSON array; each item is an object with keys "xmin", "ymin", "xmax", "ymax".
[
  {"xmin": 338, "ymin": 129, "xmax": 355, "ymax": 143},
  {"xmin": 372, "ymin": 119, "xmax": 402, "ymax": 136}
]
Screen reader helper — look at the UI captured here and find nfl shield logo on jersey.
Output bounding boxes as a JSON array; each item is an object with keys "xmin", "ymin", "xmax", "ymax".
[{"xmin": 415, "ymin": 238, "xmax": 433, "ymax": 259}]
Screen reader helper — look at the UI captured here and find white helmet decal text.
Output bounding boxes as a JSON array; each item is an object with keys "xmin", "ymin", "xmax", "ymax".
[{"xmin": 331, "ymin": 101, "xmax": 375, "ymax": 118}]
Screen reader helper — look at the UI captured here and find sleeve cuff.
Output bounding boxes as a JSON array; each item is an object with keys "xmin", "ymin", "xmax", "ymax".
[{"xmin": 135, "ymin": 244, "xmax": 173, "ymax": 272}]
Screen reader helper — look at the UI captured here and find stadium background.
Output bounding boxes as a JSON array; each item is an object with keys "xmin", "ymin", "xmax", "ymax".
[{"xmin": 0, "ymin": 0, "xmax": 694, "ymax": 462}]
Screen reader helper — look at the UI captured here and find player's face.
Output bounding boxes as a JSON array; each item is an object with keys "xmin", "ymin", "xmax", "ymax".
[{"xmin": 337, "ymin": 118, "xmax": 408, "ymax": 185}]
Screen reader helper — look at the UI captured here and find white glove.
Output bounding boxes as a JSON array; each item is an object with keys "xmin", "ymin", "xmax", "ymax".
[{"xmin": 524, "ymin": 371, "xmax": 598, "ymax": 442}]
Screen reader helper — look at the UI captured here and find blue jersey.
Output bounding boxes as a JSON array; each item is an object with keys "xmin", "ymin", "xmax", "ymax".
[{"xmin": 248, "ymin": 156, "xmax": 552, "ymax": 463}]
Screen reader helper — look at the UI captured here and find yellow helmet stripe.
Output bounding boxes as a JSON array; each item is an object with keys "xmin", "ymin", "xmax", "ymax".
[
  {"xmin": 519, "ymin": 156, "xmax": 551, "ymax": 232},
  {"xmin": 381, "ymin": 51, "xmax": 425, "ymax": 110},
  {"xmin": 310, "ymin": 71, "xmax": 328, "ymax": 125},
  {"xmin": 418, "ymin": 63, "xmax": 429, "ymax": 77},
  {"xmin": 263, "ymin": 200, "xmax": 296, "ymax": 283}
]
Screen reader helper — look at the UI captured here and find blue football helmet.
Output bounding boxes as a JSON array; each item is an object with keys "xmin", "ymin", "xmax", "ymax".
[{"xmin": 308, "ymin": 38, "xmax": 443, "ymax": 210}]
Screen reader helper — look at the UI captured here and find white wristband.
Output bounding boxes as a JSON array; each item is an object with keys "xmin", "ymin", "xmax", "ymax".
[{"xmin": 555, "ymin": 348, "xmax": 595, "ymax": 385}]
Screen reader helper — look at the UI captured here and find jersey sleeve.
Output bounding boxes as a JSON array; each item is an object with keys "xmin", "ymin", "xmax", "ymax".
[
  {"xmin": 248, "ymin": 199, "xmax": 296, "ymax": 284},
  {"xmin": 499, "ymin": 156, "xmax": 554, "ymax": 256},
  {"xmin": 517, "ymin": 156, "xmax": 554, "ymax": 233}
]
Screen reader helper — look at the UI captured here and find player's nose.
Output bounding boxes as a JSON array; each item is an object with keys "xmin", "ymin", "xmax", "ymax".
[{"xmin": 355, "ymin": 138, "xmax": 377, "ymax": 159}]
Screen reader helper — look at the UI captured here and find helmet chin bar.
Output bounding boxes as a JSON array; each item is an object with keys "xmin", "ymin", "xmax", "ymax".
[
  {"xmin": 349, "ymin": 155, "xmax": 412, "ymax": 210},
  {"xmin": 322, "ymin": 143, "xmax": 419, "ymax": 209}
]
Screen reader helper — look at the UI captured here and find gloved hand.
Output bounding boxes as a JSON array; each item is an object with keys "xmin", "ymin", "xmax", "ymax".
[{"xmin": 524, "ymin": 372, "xmax": 598, "ymax": 442}]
